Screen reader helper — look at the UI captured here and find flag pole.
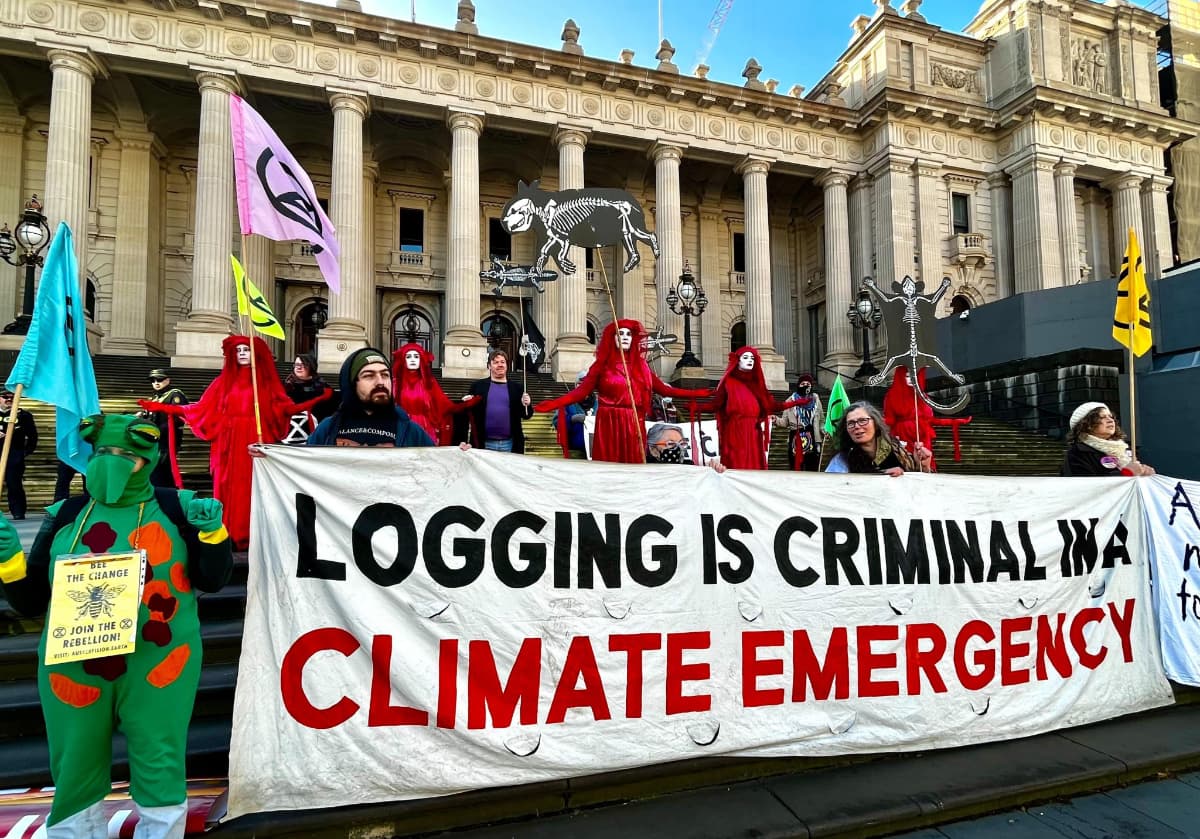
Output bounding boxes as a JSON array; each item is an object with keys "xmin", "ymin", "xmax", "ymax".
[
  {"xmin": 241, "ymin": 237, "xmax": 264, "ymax": 443},
  {"xmin": 1127, "ymin": 333, "xmax": 1137, "ymax": 461},
  {"xmin": 0, "ymin": 384, "xmax": 25, "ymax": 503}
]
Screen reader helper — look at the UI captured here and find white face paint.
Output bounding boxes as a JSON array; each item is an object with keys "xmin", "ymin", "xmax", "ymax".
[
  {"xmin": 404, "ymin": 350, "xmax": 421, "ymax": 371},
  {"xmin": 738, "ymin": 351, "xmax": 755, "ymax": 372},
  {"xmin": 617, "ymin": 327, "xmax": 633, "ymax": 351},
  {"xmin": 235, "ymin": 344, "xmax": 251, "ymax": 366}
]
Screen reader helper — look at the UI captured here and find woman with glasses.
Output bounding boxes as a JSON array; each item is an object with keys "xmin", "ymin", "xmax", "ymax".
[
  {"xmin": 826, "ymin": 401, "xmax": 932, "ymax": 476},
  {"xmin": 1060, "ymin": 401, "xmax": 1155, "ymax": 477},
  {"xmin": 646, "ymin": 423, "xmax": 726, "ymax": 472}
]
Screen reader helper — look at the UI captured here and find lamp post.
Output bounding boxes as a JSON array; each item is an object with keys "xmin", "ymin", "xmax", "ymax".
[
  {"xmin": 845, "ymin": 282, "xmax": 882, "ymax": 379},
  {"xmin": 0, "ymin": 196, "xmax": 51, "ymax": 336},
  {"xmin": 665, "ymin": 262, "xmax": 707, "ymax": 368}
]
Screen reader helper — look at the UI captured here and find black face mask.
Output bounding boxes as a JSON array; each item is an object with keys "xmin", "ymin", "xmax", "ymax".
[
  {"xmin": 655, "ymin": 445, "xmax": 686, "ymax": 464},
  {"xmin": 797, "ymin": 384, "xmax": 812, "ymax": 394}
]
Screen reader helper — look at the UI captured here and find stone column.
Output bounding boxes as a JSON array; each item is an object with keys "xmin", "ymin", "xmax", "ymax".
[
  {"xmin": 553, "ymin": 125, "xmax": 593, "ymax": 381},
  {"xmin": 42, "ymin": 48, "xmax": 98, "ymax": 288},
  {"xmin": 1082, "ymin": 187, "xmax": 1110, "ymax": 282},
  {"xmin": 362, "ymin": 159, "xmax": 379, "ymax": 345},
  {"xmin": 987, "ymin": 171, "xmax": 1014, "ymax": 297},
  {"xmin": 107, "ymin": 129, "xmax": 157, "ymax": 354},
  {"xmin": 651, "ymin": 142, "xmax": 685, "ymax": 377},
  {"xmin": 240, "ymin": 234, "xmax": 275, "ymax": 344},
  {"xmin": 872, "ymin": 156, "xmax": 915, "ymax": 286},
  {"xmin": 1009, "ymin": 154, "xmax": 1061, "ymax": 294},
  {"xmin": 698, "ymin": 209, "xmax": 723, "ymax": 369},
  {"xmin": 441, "ymin": 109, "xmax": 487, "ymax": 378},
  {"xmin": 1141, "ymin": 175, "xmax": 1172, "ymax": 280},
  {"xmin": 0, "ymin": 115, "xmax": 26, "ymax": 326},
  {"xmin": 316, "ymin": 91, "xmax": 370, "ymax": 372},
  {"xmin": 915, "ymin": 161, "xmax": 943, "ymax": 284},
  {"xmin": 737, "ymin": 155, "xmax": 785, "ymax": 387},
  {"xmin": 770, "ymin": 218, "xmax": 794, "ymax": 373},
  {"xmin": 1054, "ymin": 162, "xmax": 1082, "ymax": 286},
  {"xmin": 818, "ymin": 170, "xmax": 856, "ymax": 379},
  {"xmin": 848, "ymin": 174, "xmax": 873, "ymax": 287},
  {"xmin": 1105, "ymin": 173, "xmax": 1144, "ymax": 273},
  {"xmin": 174, "ymin": 71, "xmax": 238, "ymax": 368}
]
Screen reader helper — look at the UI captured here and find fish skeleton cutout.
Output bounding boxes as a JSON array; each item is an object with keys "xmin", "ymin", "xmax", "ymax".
[
  {"xmin": 641, "ymin": 324, "xmax": 679, "ymax": 358},
  {"xmin": 478, "ymin": 257, "xmax": 559, "ymax": 295},
  {"xmin": 500, "ymin": 180, "xmax": 660, "ymax": 276},
  {"xmin": 863, "ymin": 275, "xmax": 969, "ymax": 413}
]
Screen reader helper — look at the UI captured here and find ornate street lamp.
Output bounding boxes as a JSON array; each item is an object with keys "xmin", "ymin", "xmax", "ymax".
[
  {"xmin": 846, "ymin": 281, "xmax": 882, "ymax": 379},
  {"xmin": 666, "ymin": 262, "xmax": 708, "ymax": 368},
  {"xmin": 0, "ymin": 196, "xmax": 51, "ymax": 335}
]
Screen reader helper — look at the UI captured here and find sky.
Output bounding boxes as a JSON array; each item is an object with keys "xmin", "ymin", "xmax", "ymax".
[{"xmin": 334, "ymin": 0, "xmax": 1162, "ymax": 92}]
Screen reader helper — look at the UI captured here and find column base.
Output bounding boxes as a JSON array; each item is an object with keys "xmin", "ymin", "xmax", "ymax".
[
  {"xmin": 818, "ymin": 351, "xmax": 860, "ymax": 389},
  {"xmin": 669, "ymin": 365, "xmax": 710, "ymax": 385},
  {"xmin": 103, "ymin": 337, "xmax": 161, "ymax": 356},
  {"xmin": 440, "ymin": 331, "xmax": 489, "ymax": 380},
  {"xmin": 552, "ymin": 337, "xmax": 595, "ymax": 383},
  {"xmin": 753, "ymin": 348, "xmax": 789, "ymax": 390},
  {"xmin": 316, "ymin": 328, "xmax": 369, "ymax": 378},
  {"xmin": 172, "ymin": 320, "xmax": 233, "ymax": 370}
]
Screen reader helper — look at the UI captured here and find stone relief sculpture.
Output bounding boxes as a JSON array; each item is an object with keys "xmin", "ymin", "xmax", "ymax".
[
  {"xmin": 930, "ymin": 63, "xmax": 977, "ymax": 93},
  {"xmin": 1071, "ymin": 38, "xmax": 1108, "ymax": 93}
]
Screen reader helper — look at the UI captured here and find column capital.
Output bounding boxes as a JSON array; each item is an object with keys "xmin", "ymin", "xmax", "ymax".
[
  {"xmin": 913, "ymin": 161, "xmax": 941, "ymax": 179},
  {"xmin": 735, "ymin": 155, "xmax": 772, "ymax": 177},
  {"xmin": 194, "ymin": 70, "xmax": 241, "ymax": 96},
  {"xmin": 815, "ymin": 169, "xmax": 852, "ymax": 191},
  {"xmin": 554, "ymin": 124, "xmax": 590, "ymax": 149},
  {"xmin": 1006, "ymin": 152, "xmax": 1058, "ymax": 178},
  {"xmin": 447, "ymin": 108, "xmax": 485, "ymax": 134},
  {"xmin": 0, "ymin": 115, "xmax": 26, "ymax": 136},
  {"xmin": 867, "ymin": 154, "xmax": 914, "ymax": 177},
  {"xmin": 44, "ymin": 45, "xmax": 104, "ymax": 80},
  {"xmin": 1053, "ymin": 161, "xmax": 1078, "ymax": 178},
  {"xmin": 649, "ymin": 141, "xmax": 685, "ymax": 163},
  {"xmin": 329, "ymin": 89, "xmax": 371, "ymax": 118},
  {"xmin": 1141, "ymin": 174, "xmax": 1172, "ymax": 194},
  {"xmin": 1101, "ymin": 171, "xmax": 1143, "ymax": 192},
  {"xmin": 986, "ymin": 170, "xmax": 1011, "ymax": 188},
  {"xmin": 848, "ymin": 172, "xmax": 873, "ymax": 193},
  {"xmin": 113, "ymin": 129, "xmax": 155, "ymax": 152},
  {"xmin": 362, "ymin": 159, "xmax": 380, "ymax": 182}
]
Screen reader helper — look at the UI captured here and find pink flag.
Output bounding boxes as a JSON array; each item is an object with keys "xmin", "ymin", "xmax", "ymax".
[{"xmin": 230, "ymin": 93, "xmax": 340, "ymax": 292}]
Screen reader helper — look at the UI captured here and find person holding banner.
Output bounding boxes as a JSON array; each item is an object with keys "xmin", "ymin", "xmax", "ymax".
[
  {"xmin": 646, "ymin": 422, "xmax": 726, "ymax": 471},
  {"xmin": 392, "ymin": 343, "xmax": 477, "ymax": 446},
  {"xmin": 307, "ymin": 347, "xmax": 435, "ymax": 448},
  {"xmin": 1061, "ymin": 402, "xmax": 1155, "ymax": 477},
  {"xmin": 141, "ymin": 336, "xmax": 326, "ymax": 550},
  {"xmin": 826, "ymin": 401, "xmax": 931, "ymax": 476},
  {"xmin": 536, "ymin": 320, "xmax": 708, "ymax": 463},
  {"xmin": 0, "ymin": 413, "xmax": 232, "ymax": 838}
]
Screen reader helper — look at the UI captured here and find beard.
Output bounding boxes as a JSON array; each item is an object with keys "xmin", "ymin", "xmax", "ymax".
[{"xmin": 366, "ymin": 386, "xmax": 391, "ymax": 405}]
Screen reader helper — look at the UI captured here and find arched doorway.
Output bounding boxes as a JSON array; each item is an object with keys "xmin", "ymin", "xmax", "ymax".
[
  {"xmin": 294, "ymin": 300, "xmax": 327, "ymax": 358},
  {"xmin": 730, "ymin": 321, "xmax": 747, "ymax": 353},
  {"xmin": 481, "ymin": 311, "xmax": 518, "ymax": 362},
  {"xmin": 391, "ymin": 306, "xmax": 434, "ymax": 356},
  {"xmin": 950, "ymin": 294, "xmax": 972, "ymax": 320}
]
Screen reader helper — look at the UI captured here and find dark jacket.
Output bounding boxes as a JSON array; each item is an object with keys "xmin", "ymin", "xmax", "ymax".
[
  {"xmin": 467, "ymin": 377, "xmax": 534, "ymax": 453},
  {"xmin": 0, "ymin": 408, "xmax": 37, "ymax": 464},
  {"xmin": 306, "ymin": 350, "xmax": 433, "ymax": 448},
  {"xmin": 285, "ymin": 376, "xmax": 337, "ymax": 422},
  {"xmin": 1060, "ymin": 441, "xmax": 1128, "ymax": 477}
]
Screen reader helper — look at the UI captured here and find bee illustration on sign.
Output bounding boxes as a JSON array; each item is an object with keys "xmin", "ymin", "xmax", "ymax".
[
  {"xmin": 500, "ymin": 180, "xmax": 659, "ymax": 276},
  {"xmin": 68, "ymin": 583, "xmax": 126, "ymax": 620}
]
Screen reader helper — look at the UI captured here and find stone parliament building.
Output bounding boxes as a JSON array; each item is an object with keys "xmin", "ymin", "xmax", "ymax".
[{"xmin": 0, "ymin": 0, "xmax": 1186, "ymax": 386}]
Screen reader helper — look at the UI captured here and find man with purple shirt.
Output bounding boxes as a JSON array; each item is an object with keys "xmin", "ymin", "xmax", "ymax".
[{"xmin": 465, "ymin": 350, "xmax": 533, "ymax": 453}]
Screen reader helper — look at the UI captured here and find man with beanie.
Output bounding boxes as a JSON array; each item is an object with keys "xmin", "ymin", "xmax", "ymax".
[
  {"xmin": 307, "ymin": 348, "xmax": 435, "ymax": 448},
  {"xmin": 142, "ymin": 368, "xmax": 188, "ymax": 487}
]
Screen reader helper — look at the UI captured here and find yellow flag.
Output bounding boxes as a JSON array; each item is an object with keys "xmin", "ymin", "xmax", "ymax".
[
  {"xmin": 1112, "ymin": 227, "xmax": 1152, "ymax": 357},
  {"xmin": 231, "ymin": 254, "xmax": 285, "ymax": 339}
]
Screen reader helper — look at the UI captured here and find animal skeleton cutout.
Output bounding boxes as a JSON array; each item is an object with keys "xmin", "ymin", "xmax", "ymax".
[
  {"xmin": 500, "ymin": 180, "xmax": 659, "ymax": 276},
  {"xmin": 479, "ymin": 257, "xmax": 558, "ymax": 295},
  {"xmin": 863, "ymin": 275, "xmax": 969, "ymax": 413},
  {"xmin": 640, "ymin": 324, "xmax": 679, "ymax": 360}
]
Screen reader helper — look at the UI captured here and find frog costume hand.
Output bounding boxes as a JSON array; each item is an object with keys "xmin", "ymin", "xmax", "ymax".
[{"xmin": 0, "ymin": 414, "xmax": 233, "ymax": 838}]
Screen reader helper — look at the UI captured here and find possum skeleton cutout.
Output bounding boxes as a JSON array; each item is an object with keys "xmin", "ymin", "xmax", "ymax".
[
  {"xmin": 863, "ymin": 275, "xmax": 969, "ymax": 413},
  {"xmin": 500, "ymin": 180, "xmax": 660, "ymax": 275}
]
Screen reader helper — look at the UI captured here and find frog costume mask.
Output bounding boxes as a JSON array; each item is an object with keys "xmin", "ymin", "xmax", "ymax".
[{"xmin": 0, "ymin": 413, "xmax": 233, "ymax": 838}]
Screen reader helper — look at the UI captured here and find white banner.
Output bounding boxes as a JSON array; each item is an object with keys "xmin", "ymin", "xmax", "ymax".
[
  {"xmin": 229, "ymin": 448, "xmax": 1171, "ymax": 817},
  {"xmin": 1143, "ymin": 475, "xmax": 1200, "ymax": 685}
]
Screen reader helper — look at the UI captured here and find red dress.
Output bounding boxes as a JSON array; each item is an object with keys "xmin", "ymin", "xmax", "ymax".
[
  {"xmin": 701, "ymin": 348, "xmax": 799, "ymax": 470},
  {"xmin": 536, "ymin": 320, "xmax": 709, "ymax": 463},
  {"xmin": 883, "ymin": 367, "xmax": 936, "ymax": 470},
  {"xmin": 391, "ymin": 343, "xmax": 476, "ymax": 445}
]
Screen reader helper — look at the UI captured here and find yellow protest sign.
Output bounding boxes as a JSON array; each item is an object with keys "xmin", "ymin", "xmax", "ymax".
[{"xmin": 45, "ymin": 551, "xmax": 145, "ymax": 666}]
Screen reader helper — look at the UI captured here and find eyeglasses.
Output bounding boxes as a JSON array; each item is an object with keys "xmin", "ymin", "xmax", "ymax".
[
  {"xmin": 654, "ymin": 440, "xmax": 689, "ymax": 450},
  {"xmin": 845, "ymin": 417, "xmax": 872, "ymax": 429}
]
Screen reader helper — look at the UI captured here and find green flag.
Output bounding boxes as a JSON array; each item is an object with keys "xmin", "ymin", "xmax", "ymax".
[{"xmin": 823, "ymin": 374, "xmax": 850, "ymax": 437}]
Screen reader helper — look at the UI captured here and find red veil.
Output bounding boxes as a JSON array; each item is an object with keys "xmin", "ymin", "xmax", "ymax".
[{"xmin": 391, "ymin": 343, "xmax": 475, "ymax": 445}]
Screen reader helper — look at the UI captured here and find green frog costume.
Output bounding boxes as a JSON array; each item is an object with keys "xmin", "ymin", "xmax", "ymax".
[{"xmin": 0, "ymin": 414, "xmax": 232, "ymax": 838}]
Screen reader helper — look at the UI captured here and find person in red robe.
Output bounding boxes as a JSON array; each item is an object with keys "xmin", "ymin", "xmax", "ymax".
[
  {"xmin": 535, "ymin": 320, "xmax": 709, "ymax": 463},
  {"xmin": 882, "ymin": 366, "xmax": 936, "ymax": 471},
  {"xmin": 141, "ymin": 335, "xmax": 329, "ymax": 549},
  {"xmin": 391, "ymin": 343, "xmax": 477, "ymax": 445},
  {"xmin": 699, "ymin": 347, "xmax": 801, "ymax": 470}
]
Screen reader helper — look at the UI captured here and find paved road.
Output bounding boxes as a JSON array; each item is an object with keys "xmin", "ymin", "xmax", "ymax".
[{"xmin": 895, "ymin": 771, "xmax": 1200, "ymax": 838}]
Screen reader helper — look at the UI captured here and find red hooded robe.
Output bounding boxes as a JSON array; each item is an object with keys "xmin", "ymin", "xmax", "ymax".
[
  {"xmin": 882, "ymin": 366, "xmax": 936, "ymax": 470},
  {"xmin": 536, "ymin": 320, "xmax": 708, "ymax": 463},
  {"xmin": 391, "ymin": 343, "xmax": 476, "ymax": 445},
  {"xmin": 700, "ymin": 347, "xmax": 800, "ymax": 470}
]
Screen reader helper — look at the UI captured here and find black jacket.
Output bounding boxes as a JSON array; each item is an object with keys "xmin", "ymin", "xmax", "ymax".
[
  {"xmin": 467, "ymin": 378, "xmax": 534, "ymax": 453},
  {"xmin": 1060, "ymin": 441, "xmax": 1127, "ymax": 477},
  {"xmin": 0, "ymin": 408, "xmax": 36, "ymax": 464}
]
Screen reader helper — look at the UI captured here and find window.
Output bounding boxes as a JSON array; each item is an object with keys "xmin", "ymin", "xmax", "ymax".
[
  {"xmin": 951, "ymin": 194, "xmax": 970, "ymax": 235},
  {"xmin": 585, "ymin": 248, "xmax": 594, "ymax": 269},
  {"xmin": 730, "ymin": 321, "xmax": 747, "ymax": 353},
  {"xmin": 399, "ymin": 208, "xmax": 425, "ymax": 253},
  {"xmin": 732, "ymin": 232, "xmax": 746, "ymax": 273},
  {"xmin": 488, "ymin": 218, "xmax": 512, "ymax": 261}
]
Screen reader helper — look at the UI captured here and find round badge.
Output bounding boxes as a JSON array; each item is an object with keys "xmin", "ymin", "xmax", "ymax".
[{"xmin": 1100, "ymin": 456, "xmax": 1119, "ymax": 469}]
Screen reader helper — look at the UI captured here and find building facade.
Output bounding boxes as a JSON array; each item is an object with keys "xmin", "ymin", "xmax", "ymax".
[{"xmin": 0, "ymin": 0, "xmax": 1185, "ymax": 385}]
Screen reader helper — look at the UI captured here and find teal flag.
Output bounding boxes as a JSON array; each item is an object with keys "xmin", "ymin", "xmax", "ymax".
[
  {"xmin": 822, "ymin": 374, "xmax": 850, "ymax": 437},
  {"xmin": 6, "ymin": 223, "xmax": 100, "ymax": 473}
]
